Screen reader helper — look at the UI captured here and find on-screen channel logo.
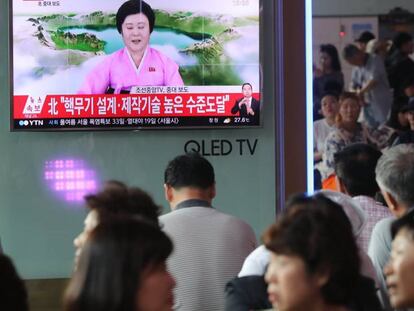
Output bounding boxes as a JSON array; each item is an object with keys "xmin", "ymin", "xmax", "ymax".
[{"xmin": 19, "ymin": 120, "xmax": 44, "ymax": 126}]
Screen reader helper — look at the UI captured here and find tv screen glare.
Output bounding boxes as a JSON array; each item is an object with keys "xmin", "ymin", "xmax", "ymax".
[{"xmin": 11, "ymin": 0, "xmax": 261, "ymax": 130}]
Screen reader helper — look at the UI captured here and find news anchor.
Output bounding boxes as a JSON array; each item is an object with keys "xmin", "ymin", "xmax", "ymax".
[
  {"xmin": 231, "ymin": 83, "xmax": 260, "ymax": 123},
  {"xmin": 78, "ymin": 0, "xmax": 184, "ymax": 94}
]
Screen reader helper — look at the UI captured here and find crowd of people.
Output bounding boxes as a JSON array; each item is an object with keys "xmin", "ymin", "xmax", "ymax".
[
  {"xmin": 2, "ymin": 26, "xmax": 414, "ymax": 311},
  {"xmin": 0, "ymin": 144, "xmax": 413, "ymax": 311},
  {"xmin": 314, "ymin": 30, "xmax": 414, "ymax": 189}
]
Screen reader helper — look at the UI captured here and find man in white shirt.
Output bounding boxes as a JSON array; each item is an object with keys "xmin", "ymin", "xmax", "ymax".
[{"xmin": 343, "ymin": 44, "xmax": 392, "ymax": 128}]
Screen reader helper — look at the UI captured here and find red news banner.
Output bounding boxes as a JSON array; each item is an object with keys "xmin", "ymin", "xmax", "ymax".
[{"xmin": 14, "ymin": 86, "xmax": 260, "ymax": 119}]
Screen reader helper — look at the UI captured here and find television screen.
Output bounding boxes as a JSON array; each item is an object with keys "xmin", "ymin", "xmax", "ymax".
[{"xmin": 11, "ymin": 0, "xmax": 261, "ymax": 130}]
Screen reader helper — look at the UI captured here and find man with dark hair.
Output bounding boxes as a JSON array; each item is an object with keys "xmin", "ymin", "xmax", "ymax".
[
  {"xmin": 160, "ymin": 153, "xmax": 257, "ymax": 311},
  {"xmin": 334, "ymin": 143, "xmax": 392, "ymax": 252},
  {"xmin": 368, "ymin": 144, "xmax": 414, "ymax": 311},
  {"xmin": 343, "ymin": 43, "xmax": 392, "ymax": 128},
  {"xmin": 73, "ymin": 180, "xmax": 161, "ymax": 268},
  {"xmin": 355, "ymin": 31, "xmax": 375, "ymax": 52},
  {"xmin": 231, "ymin": 83, "xmax": 260, "ymax": 124}
]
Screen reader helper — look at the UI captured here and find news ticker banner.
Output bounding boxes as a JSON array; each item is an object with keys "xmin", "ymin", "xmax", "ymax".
[{"xmin": 13, "ymin": 86, "xmax": 261, "ymax": 130}]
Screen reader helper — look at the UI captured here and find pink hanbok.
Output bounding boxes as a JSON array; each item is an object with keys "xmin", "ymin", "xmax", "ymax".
[{"xmin": 78, "ymin": 47, "xmax": 184, "ymax": 94}]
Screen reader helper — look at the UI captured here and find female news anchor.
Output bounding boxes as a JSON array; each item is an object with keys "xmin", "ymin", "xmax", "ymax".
[{"xmin": 78, "ymin": 0, "xmax": 184, "ymax": 94}]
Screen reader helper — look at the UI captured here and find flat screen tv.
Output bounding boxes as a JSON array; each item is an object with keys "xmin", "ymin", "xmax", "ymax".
[{"xmin": 10, "ymin": 0, "xmax": 262, "ymax": 130}]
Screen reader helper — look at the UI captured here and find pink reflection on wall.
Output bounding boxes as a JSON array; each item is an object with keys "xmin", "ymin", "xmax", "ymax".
[{"xmin": 44, "ymin": 159, "xmax": 98, "ymax": 202}]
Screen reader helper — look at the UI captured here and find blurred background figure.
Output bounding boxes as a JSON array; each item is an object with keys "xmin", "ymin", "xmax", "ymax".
[
  {"xmin": 386, "ymin": 32, "xmax": 414, "ymax": 130},
  {"xmin": 313, "ymin": 44, "xmax": 344, "ymax": 120},
  {"xmin": 0, "ymin": 254, "xmax": 29, "ymax": 311},
  {"xmin": 344, "ymin": 44, "xmax": 392, "ymax": 128},
  {"xmin": 322, "ymin": 92, "xmax": 393, "ymax": 188},
  {"xmin": 366, "ymin": 39, "xmax": 391, "ymax": 59},
  {"xmin": 355, "ymin": 31, "xmax": 376, "ymax": 52},
  {"xmin": 314, "ymin": 92, "xmax": 340, "ymax": 189},
  {"xmin": 64, "ymin": 217, "xmax": 175, "ymax": 311},
  {"xmin": 393, "ymin": 99, "xmax": 414, "ymax": 145}
]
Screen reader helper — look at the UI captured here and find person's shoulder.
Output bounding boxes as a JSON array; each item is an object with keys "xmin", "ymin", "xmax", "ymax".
[
  {"xmin": 105, "ymin": 47, "xmax": 126, "ymax": 60},
  {"xmin": 313, "ymin": 120, "xmax": 327, "ymax": 137},
  {"xmin": 159, "ymin": 210, "xmax": 179, "ymax": 223},
  {"xmin": 94, "ymin": 47, "xmax": 127, "ymax": 69},
  {"xmin": 377, "ymin": 215, "xmax": 395, "ymax": 226},
  {"xmin": 214, "ymin": 210, "xmax": 255, "ymax": 230},
  {"xmin": 213, "ymin": 208, "xmax": 244, "ymax": 220},
  {"xmin": 148, "ymin": 47, "xmax": 178, "ymax": 65},
  {"xmin": 238, "ymin": 245, "xmax": 270, "ymax": 277},
  {"xmin": 246, "ymin": 245, "xmax": 270, "ymax": 262},
  {"xmin": 372, "ymin": 216, "xmax": 395, "ymax": 234},
  {"xmin": 313, "ymin": 119, "xmax": 325, "ymax": 128}
]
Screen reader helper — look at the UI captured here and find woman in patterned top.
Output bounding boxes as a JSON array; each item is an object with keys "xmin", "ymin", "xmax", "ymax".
[{"xmin": 321, "ymin": 92, "xmax": 394, "ymax": 181}]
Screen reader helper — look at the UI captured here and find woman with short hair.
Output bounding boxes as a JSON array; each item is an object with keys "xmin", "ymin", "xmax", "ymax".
[
  {"xmin": 64, "ymin": 217, "xmax": 176, "ymax": 311},
  {"xmin": 263, "ymin": 193, "xmax": 382, "ymax": 311}
]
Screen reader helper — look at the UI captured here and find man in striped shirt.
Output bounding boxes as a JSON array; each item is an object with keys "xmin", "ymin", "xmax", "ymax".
[{"xmin": 160, "ymin": 153, "xmax": 257, "ymax": 311}]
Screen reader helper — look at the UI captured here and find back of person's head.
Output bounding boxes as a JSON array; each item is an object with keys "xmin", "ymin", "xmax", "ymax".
[
  {"xmin": 393, "ymin": 32, "xmax": 413, "ymax": 50},
  {"xmin": 0, "ymin": 254, "xmax": 29, "ymax": 311},
  {"xmin": 263, "ymin": 193, "xmax": 360, "ymax": 305},
  {"xmin": 65, "ymin": 217, "xmax": 173, "ymax": 311},
  {"xmin": 164, "ymin": 153, "xmax": 215, "ymax": 189},
  {"xmin": 356, "ymin": 31, "xmax": 375, "ymax": 45},
  {"xmin": 85, "ymin": 180, "xmax": 161, "ymax": 225},
  {"xmin": 323, "ymin": 80, "xmax": 342, "ymax": 98},
  {"xmin": 376, "ymin": 144, "xmax": 414, "ymax": 207},
  {"xmin": 334, "ymin": 143, "xmax": 382, "ymax": 197},
  {"xmin": 343, "ymin": 44, "xmax": 362, "ymax": 60},
  {"xmin": 320, "ymin": 44, "xmax": 342, "ymax": 72}
]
